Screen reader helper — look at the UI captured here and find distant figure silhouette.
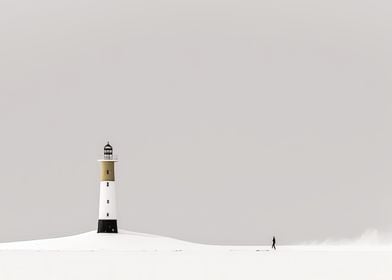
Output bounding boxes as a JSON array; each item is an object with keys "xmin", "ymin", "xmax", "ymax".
[{"xmin": 272, "ymin": 236, "xmax": 276, "ymax": 250}]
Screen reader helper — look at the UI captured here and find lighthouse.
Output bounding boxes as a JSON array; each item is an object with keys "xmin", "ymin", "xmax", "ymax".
[{"xmin": 97, "ymin": 142, "xmax": 118, "ymax": 233}]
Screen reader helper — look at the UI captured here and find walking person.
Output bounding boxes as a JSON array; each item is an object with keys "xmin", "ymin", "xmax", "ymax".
[{"xmin": 272, "ymin": 236, "xmax": 276, "ymax": 250}]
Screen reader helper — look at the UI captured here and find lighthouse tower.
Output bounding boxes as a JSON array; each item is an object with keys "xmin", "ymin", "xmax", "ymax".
[{"xmin": 97, "ymin": 142, "xmax": 118, "ymax": 233}]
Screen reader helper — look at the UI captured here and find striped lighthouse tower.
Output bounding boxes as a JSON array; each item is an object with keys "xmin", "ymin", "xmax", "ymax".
[{"xmin": 97, "ymin": 142, "xmax": 118, "ymax": 233}]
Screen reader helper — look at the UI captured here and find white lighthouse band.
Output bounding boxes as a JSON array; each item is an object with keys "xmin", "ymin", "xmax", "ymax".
[{"xmin": 97, "ymin": 142, "xmax": 118, "ymax": 233}]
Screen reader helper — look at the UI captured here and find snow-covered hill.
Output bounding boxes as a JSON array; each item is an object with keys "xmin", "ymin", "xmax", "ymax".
[
  {"xmin": 0, "ymin": 230, "xmax": 391, "ymax": 279},
  {"xmin": 0, "ymin": 230, "xmax": 201, "ymax": 251}
]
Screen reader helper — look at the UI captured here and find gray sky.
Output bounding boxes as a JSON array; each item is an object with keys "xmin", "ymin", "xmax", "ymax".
[{"xmin": 0, "ymin": 0, "xmax": 391, "ymax": 245}]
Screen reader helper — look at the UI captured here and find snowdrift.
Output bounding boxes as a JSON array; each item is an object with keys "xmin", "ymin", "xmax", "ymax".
[{"xmin": 0, "ymin": 230, "xmax": 202, "ymax": 251}]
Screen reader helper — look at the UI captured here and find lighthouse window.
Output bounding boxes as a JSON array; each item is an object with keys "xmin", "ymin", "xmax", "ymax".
[
  {"xmin": 106, "ymin": 182, "xmax": 109, "ymax": 187},
  {"xmin": 106, "ymin": 170, "xmax": 109, "ymax": 175},
  {"xmin": 106, "ymin": 213, "xmax": 109, "ymax": 217},
  {"xmin": 107, "ymin": 200, "xmax": 109, "ymax": 204}
]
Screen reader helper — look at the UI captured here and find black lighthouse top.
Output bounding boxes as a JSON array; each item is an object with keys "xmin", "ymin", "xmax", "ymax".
[{"xmin": 104, "ymin": 142, "xmax": 113, "ymax": 159}]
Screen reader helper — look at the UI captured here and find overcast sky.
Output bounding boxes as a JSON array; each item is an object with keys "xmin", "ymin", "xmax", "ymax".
[{"xmin": 0, "ymin": 0, "xmax": 391, "ymax": 245}]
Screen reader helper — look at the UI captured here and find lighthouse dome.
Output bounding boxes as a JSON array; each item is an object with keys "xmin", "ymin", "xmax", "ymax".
[{"xmin": 104, "ymin": 142, "xmax": 112, "ymax": 150}]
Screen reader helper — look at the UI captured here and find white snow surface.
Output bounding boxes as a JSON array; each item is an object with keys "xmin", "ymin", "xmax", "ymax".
[{"xmin": 0, "ymin": 229, "xmax": 392, "ymax": 279}]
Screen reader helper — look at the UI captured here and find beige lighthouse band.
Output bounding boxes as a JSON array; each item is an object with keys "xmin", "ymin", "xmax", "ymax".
[{"xmin": 100, "ymin": 161, "xmax": 115, "ymax": 181}]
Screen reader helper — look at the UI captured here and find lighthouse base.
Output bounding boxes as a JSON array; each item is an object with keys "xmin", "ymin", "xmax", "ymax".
[{"xmin": 97, "ymin": 220, "xmax": 118, "ymax": 233}]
